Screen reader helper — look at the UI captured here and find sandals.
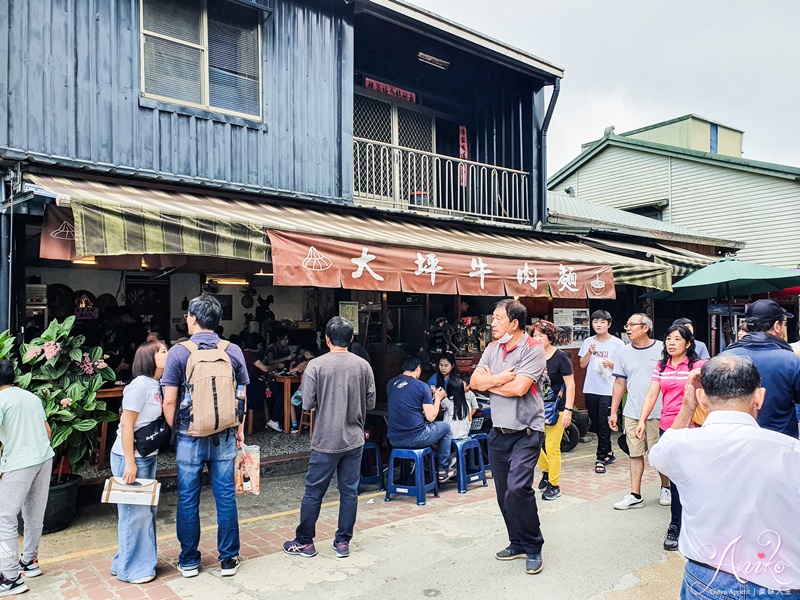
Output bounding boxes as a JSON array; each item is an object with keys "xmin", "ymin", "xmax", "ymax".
[
  {"xmin": 595, "ymin": 461, "xmax": 606, "ymax": 474},
  {"xmin": 437, "ymin": 468, "xmax": 457, "ymax": 483}
]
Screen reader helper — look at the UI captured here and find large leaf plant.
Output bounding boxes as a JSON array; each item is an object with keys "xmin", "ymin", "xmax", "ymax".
[{"xmin": 11, "ymin": 316, "xmax": 118, "ymax": 474}]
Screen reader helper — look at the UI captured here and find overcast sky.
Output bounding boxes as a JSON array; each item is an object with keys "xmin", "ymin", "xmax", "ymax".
[{"xmin": 409, "ymin": 0, "xmax": 800, "ymax": 176}]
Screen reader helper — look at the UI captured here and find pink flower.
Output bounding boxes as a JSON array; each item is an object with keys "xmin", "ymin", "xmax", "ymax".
[
  {"xmin": 95, "ymin": 359, "xmax": 107, "ymax": 370},
  {"xmin": 60, "ymin": 398, "xmax": 73, "ymax": 407},
  {"xmin": 43, "ymin": 341, "xmax": 61, "ymax": 360},
  {"xmin": 25, "ymin": 346, "xmax": 42, "ymax": 361}
]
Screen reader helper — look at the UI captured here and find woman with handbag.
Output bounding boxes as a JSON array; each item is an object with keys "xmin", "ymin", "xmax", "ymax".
[
  {"xmin": 530, "ymin": 321, "xmax": 576, "ymax": 501},
  {"xmin": 109, "ymin": 340, "xmax": 169, "ymax": 584}
]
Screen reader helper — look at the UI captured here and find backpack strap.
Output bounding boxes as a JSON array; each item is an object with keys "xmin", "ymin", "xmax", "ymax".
[
  {"xmin": 217, "ymin": 340, "xmax": 230, "ymax": 351},
  {"xmin": 180, "ymin": 341, "xmax": 199, "ymax": 353}
]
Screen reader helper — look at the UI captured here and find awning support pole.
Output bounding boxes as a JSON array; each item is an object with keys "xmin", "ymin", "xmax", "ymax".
[{"xmin": 0, "ymin": 181, "xmax": 10, "ymax": 332}]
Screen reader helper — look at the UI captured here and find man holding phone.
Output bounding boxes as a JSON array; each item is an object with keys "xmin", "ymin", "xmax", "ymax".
[{"xmin": 387, "ymin": 355, "xmax": 455, "ymax": 483}]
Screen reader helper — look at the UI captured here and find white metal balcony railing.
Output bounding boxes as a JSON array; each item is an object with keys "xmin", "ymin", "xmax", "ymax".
[{"xmin": 353, "ymin": 137, "xmax": 530, "ymax": 224}]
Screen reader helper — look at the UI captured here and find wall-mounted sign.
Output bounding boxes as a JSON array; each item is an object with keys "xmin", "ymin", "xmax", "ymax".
[
  {"xmin": 553, "ymin": 308, "xmax": 591, "ymax": 348},
  {"xmin": 365, "ymin": 78, "xmax": 416, "ymax": 103},
  {"xmin": 459, "ymin": 125, "xmax": 468, "ymax": 187},
  {"xmin": 339, "ymin": 301, "xmax": 360, "ymax": 334}
]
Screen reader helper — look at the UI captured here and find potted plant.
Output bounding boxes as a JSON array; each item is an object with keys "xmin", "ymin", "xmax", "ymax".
[{"xmin": 6, "ymin": 317, "xmax": 118, "ymax": 532}]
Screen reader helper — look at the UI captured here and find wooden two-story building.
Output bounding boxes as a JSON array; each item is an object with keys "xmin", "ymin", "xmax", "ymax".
[{"xmin": 0, "ymin": 0, "xmax": 676, "ymax": 395}]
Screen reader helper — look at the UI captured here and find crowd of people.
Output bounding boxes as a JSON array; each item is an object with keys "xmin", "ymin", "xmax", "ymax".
[{"xmin": 1, "ymin": 295, "xmax": 798, "ymax": 598}]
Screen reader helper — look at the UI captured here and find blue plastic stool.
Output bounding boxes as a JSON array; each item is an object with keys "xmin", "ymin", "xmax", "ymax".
[
  {"xmin": 451, "ymin": 438, "xmax": 488, "ymax": 493},
  {"xmin": 359, "ymin": 441, "xmax": 385, "ymax": 491},
  {"xmin": 385, "ymin": 447, "xmax": 439, "ymax": 506},
  {"xmin": 469, "ymin": 432, "xmax": 491, "ymax": 474}
]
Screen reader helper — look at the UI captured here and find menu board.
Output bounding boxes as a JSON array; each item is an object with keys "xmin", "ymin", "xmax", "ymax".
[
  {"xmin": 553, "ymin": 308, "xmax": 590, "ymax": 348},
  {"xmin": 338, "ymin": 301, "xmax": 360, "ymax": 334}
]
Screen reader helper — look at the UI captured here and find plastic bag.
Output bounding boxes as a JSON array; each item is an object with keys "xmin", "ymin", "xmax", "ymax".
[{"xmin": 235, "ymin": 444, "xmax": 261, "ymax": 495}]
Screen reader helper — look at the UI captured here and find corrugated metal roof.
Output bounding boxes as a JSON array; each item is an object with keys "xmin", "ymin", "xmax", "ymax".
[
  {"xmin": 545, "ymin": 192, "xmax": 743, "ymax": 249},
  {"xmin": 27, "ymin": 174, "xmax": 672, "ymax": 290}
]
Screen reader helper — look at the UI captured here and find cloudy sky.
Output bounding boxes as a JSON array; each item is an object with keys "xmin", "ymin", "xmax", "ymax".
[{"xmin": 410, "ymin": 0, "xmax": 800, "ymax": 175}]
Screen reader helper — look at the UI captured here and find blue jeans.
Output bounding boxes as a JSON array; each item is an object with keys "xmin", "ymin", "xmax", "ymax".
[
  {"xmin": 296, "ymin": 447, "xmax": 364, "ymax": 544},
  {"xmin": 681, "ymin": 560, "xmax": 800, "ymax": 599},
  {"xmin": 110, "ymin": 452, "xmax": 158, "ymax": 582},
  {"xmin": 175, "ymin": 431, "xmax": 239, "ymax": 567},
  {"xmin": 390, "ymin": 421, "xmax": 452, "ymax": 471}
]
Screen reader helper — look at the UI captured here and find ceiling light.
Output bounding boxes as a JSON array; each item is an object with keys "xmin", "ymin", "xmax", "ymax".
[
  {"xmin": 214, "ymin": 277, "xmax": 250, "ymax": 286},
  {"xmin": 140, "ymin": 256, "xmax": 149, "ymax": 269},
  {"xmin": 418, "ymin": 52, "xmax": 449, "ymax": 70},
  {"xmin": 73, "ymin": 256, "xmax": 97, "ymax": 265},
  {"xmin": 253, "ymin": 268, "xmax": 273, "ymax": 277}
]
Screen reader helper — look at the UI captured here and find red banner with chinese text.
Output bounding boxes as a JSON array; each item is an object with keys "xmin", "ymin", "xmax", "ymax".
[{"xmin": 268, "ymin": 231, "xmax": 615, "ymax": 299}]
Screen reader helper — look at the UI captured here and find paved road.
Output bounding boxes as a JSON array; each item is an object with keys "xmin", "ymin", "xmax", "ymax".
[{"xmin": 27, "ymin": 438, "xmax": 685, "ymax": 599}]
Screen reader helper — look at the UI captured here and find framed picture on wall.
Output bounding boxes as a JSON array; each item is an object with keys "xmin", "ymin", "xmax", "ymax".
[{"xmin": 217, "ymin": 295, "xmax": 233, "ymax": 321}]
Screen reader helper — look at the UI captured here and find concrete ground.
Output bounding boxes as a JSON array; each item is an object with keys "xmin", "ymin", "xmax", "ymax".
[{"xmin": 25, "ymin": 436, "xmax": 685, "ymax": 599}]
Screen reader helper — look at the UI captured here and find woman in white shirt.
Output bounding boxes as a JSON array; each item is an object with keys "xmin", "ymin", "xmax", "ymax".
[{"xmin": 109, "ymin": 340, "xmax": 167, "ymax": 584}]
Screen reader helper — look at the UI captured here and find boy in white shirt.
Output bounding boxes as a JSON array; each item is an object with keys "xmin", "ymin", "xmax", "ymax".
[{"xmin": 579, "ymin": 311, "xmax": 624, "ymax": 474}]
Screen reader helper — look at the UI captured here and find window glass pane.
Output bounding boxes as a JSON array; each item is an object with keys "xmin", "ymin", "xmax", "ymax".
[
  {"xmin": 143, "ymin": 35, "xmax": 203, "ymax": 105},
  {"xmin": 208, "ymin": 4, "xmax": 260, "ymax": 116},
  {"xmin": 142, "ymin": 0, "xmax": 202, "ymax": 44}
]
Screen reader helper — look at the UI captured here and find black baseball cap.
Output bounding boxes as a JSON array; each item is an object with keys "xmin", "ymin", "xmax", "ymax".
[{"xmin": 745, "ymin": 300, "xmax": 793, "ymax": 325}]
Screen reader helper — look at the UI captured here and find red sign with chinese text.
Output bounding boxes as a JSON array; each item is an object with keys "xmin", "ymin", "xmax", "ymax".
[{"xmin": 365, "ymin": 78, "xmax": 417, "ymax": 103}]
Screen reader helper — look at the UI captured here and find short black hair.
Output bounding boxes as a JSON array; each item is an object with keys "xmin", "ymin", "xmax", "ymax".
[
  {"xmin": 0, "ymin": 359, "xmax": 15, "ymax": 387},
  {"xmin": 672, "ymin": 318, "xmax": 692, "ymax": 327},
  {"xmin": 591, "ymin": 310, "xmax": 612, "ymax": 324},
  {"xmin": 401, "ymin": 354, "xmax": 422, "ymax": 373},
  {"xmin": 495, "ymin": 299, "xmax": 527, "ymax": 331},
  {"xmin": 325, "ymin": 316, "xmax": 354, "ymax": 348},
  {"xmin": 700, "ymin": 354, "xmax": 761, "ymax": 404},
  {"xmin": 188, "ymin": 295, "xmax": 223, "ymax": 331}
]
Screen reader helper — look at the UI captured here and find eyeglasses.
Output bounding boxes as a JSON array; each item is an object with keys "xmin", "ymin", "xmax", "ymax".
[{"xmin": 624, "ymin": 322, "xmax": 646, "ymax": 329}]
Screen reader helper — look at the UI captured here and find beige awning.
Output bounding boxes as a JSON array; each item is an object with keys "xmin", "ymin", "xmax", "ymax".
[{"xmin": 29, "ymin": 174, "xmax": 673, "ymax": 293}]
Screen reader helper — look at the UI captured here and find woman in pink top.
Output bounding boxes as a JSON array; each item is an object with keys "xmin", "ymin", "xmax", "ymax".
[{"xmin": 635, "ymin": 324, "xmax": 705, "ymax": 553}]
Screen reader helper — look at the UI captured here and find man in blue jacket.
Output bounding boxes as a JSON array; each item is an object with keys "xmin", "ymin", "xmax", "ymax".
[{"xmin": 724, "ymin": 299, "xmax": 800, "ymax": 438}]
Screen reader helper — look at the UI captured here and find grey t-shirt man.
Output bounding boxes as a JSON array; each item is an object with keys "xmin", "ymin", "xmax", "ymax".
[
  {"xmin": 613, "ymin": 340, "xmax": 664, "ymax": 420},
  {"xmin": 302, "ymin": 352, "xmax": 376, "ymax": 453},
  {"xmin": 477, "ymin": 334, "xmax": 546, "ymax": 432}
]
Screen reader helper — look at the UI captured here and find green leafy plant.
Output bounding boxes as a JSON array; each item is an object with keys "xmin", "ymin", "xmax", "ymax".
[{"xmin": 15, "ymin": 316, "xmax": 118, "ymax": 475}]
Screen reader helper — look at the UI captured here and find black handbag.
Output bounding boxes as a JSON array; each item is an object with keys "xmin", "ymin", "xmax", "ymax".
[{"xmin": 134, "ymin": 416, "xmax": 171, "ymax": 456}]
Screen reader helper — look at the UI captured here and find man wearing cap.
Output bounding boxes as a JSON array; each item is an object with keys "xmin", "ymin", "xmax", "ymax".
[{"xmin": 724, "ymin": 299, "xmax": 800, "ymax": 438}]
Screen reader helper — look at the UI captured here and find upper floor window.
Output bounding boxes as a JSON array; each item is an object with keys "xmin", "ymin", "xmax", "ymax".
[{"xmin": 141, "ymin": 0, "xmax": 261, "ymax": 118}]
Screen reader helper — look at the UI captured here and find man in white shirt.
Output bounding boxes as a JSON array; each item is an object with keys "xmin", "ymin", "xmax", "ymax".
[
  {"xmin": 649, "ymin": 354, "xmax": 800, "ymax": 596},
  {"xmin": 578, "ymin": 310, "xmax": 624, "ymax": 474}
]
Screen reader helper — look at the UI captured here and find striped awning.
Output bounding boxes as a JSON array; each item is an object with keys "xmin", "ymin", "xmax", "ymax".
[
  {"xmin": 586, "ymin": 238, "xmax": 713, "ymax": 278},
  {"xmin": 29, "ymin": 175, "xmax": 672, "ymax": 291}
]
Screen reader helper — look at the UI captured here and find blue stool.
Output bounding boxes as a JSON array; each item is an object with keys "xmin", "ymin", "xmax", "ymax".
[
  {"xmin": 469, "ymin": 432, "xmax": 491, "ymax": 474},
  {"xmin": 385, "ymin": 447, "xmax": 439, "ymax": 506},
  {"xmin": 360, "ymin": 441, "xmax": 385, "ymax": 491},
  {"xmin": 451, "ymin": 438, "xmax": 488, "ymax": 493}
]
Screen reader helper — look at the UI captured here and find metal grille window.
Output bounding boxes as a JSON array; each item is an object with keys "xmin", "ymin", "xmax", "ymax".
[{"xmin": 141, "ymin": 0, "xmax": 261, "ymax": 118}]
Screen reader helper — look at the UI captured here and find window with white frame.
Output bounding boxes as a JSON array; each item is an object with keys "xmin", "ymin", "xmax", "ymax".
[{"xmin": 141, "ymin": 0, "xmax": 261, "ymax": 118}]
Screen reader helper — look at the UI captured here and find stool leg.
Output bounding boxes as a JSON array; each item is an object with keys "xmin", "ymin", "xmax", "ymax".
[
  {"xmin": 385, "ymin": 454, "xmax": 394, "ymax": 502},
  {"xmin": 377, "ymin": 450, "xmax": 385, "ymax": 491},
  {"xmin": 430, "ymin": 452, "xmax": 439, "ymax": 498},
  {"xmin": 457, "ymin": 444, "xmax": 467, "ymax": 494},
  {"xmin": 415, "ymin": 454, "xmax": 426, "ymax": 506}
]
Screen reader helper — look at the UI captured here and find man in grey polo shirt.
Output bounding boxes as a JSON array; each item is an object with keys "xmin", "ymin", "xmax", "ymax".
[{"xmin": 471, "ymin": 299, "xmax": 546, "ymax": 575}]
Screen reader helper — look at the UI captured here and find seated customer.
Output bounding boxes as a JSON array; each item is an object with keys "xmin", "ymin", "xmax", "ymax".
[{"xmin": 387, "ymin": 355, "xmax": 455, "ymax": 483}]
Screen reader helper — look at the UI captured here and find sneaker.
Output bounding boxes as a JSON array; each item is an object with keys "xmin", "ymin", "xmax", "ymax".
[
  {"xmin": 0, "ymin": 574, "xmax": 28, "ymax": 597},
  {"xmin": 220, "ymin": 556, "xmax": 240, "ymax": 576},
  {"xmin": 290, "ymin": 425, "xmax": 299, "ymax": 434},
  {"xmin": 130, "ymin": 575, "xmax": 156, "ymax": 584},
  {"xmin": 659, "ymin": 486, "xmax": 672, "ymax": 506},
  {"xmin": 266, "ymin": 420, "xmax": 283, "ymax": 433},
  {"xmin": 177, "ymin": 564, "xmax": 200, "ymax": 578},
  {"xmin": 525, "ymin": 554, "xmax": 543, "ymax": 575},
  {"xmin": 495, "ymin": 547, "xmax": 526, "ymax": 561},
  {"xmin": 283, "ymin": 539, "xmax": 317, "ymax": 558},
  {"xmin": 437, "ymin": 468, "xmax": 456, "ymax": 483},
  {"xmin": 333, "ymin": 541, "xmax": 350, "ymax": 558},
  {"xmin": 541, "ymin": 484, "xmax": 561, "ymax": 501},
  {"xmin": 537, "ymin": 472, "xmax": 549, "ymax": 491},
  {"xmin": 663, "ymin": 525, "xmax": 679, "ymax": 551},
  {"xmin": 613, "ymin": 494, "xmax": 644, "ymax": 510},
  {"xmin": 18, "ymin": 558, "xmax": 41, "ymax": 577}
]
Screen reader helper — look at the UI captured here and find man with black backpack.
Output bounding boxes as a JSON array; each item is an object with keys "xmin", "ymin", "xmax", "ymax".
[{"xmin": 162, "ymin": 295, "xmax": 250, "ymax": 578}]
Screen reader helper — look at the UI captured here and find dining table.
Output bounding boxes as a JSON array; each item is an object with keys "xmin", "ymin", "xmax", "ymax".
[
  {"xmin": 94, "ymin": 384, "xmax": 125, "ymax": 470},
  {"xmin": 272, "ymin": 373, "xmax": 302, "ymax": 433}
]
